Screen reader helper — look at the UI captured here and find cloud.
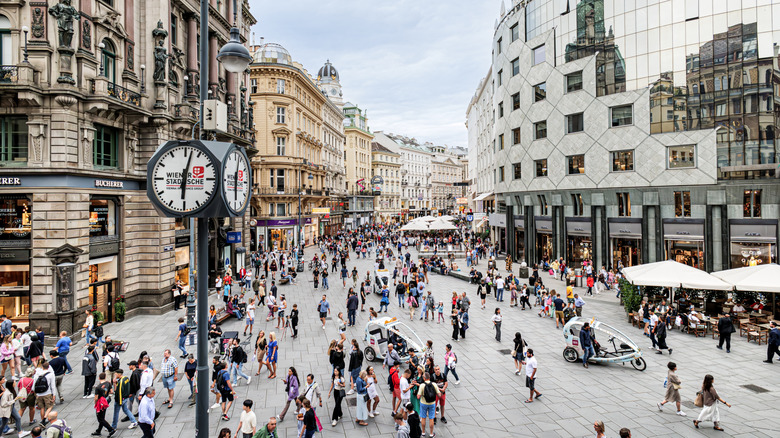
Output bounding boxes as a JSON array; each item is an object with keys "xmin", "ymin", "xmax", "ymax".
[{"xmin": 248, "ymin": 0, "xmax": 500, "ymax": 146}]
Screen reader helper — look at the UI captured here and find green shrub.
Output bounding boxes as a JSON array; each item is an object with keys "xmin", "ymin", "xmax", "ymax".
[{"xmin": 619, "ymin": 278, "xmax": 642, "ymax": 313}]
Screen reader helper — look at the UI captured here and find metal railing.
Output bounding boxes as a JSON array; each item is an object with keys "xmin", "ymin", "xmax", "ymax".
[
  {"xmin": 255, "ymin": 187, "xmax": 301, "ymax": 195},
  {"xmin": 107, "ymin": 82, "xmax": 142, "ymax": 107},
  {"xmin": 0, "ymin": 66, "xmax": 18, "ymax": 83}
]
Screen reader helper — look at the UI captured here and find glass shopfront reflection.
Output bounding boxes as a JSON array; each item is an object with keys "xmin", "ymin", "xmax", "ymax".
[
  {"xmin": 566, "ymin": 219, "xmax": 592, "ymax": 266},
  {"xmin": 729, "ymin": 220, "xmax": 777, "ymax": 268},
  {"xmin": 664, "ymin": 221, "xmax": 705, "ymax": 269}
]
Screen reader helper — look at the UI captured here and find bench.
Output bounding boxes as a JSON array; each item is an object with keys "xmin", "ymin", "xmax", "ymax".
[
  {"xmin": 214, "ymin": 307, "xmax": 231, "ymax": 324},
  {"xmin": 448, "ymin": 271, "xmax": 471, "ymax": 282}
]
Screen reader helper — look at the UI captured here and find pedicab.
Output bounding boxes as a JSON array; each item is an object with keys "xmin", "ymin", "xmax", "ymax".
[
  {"xmin": 372, "ymin": 269, "xmax": 391, "ymax": 295},
  {"xmin": 363, "ymin": 317, "xmax": 424, "ymax": 362},
  {"xmin": 562, "ymin": 317, "xmax": 646, "ymax": 371}
]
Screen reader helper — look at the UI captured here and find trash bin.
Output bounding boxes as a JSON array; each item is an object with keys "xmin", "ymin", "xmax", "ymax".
[
  {"xmin": 296, "ymin": 261, "xmax": 304, "ymax": 272},
  {"xmin": 575, "ymin": 269, "xmax": 582, "ymax": 287},
  {"xmin": 518, "ymin": 267, "xmax": 529, "ymax": 278}
]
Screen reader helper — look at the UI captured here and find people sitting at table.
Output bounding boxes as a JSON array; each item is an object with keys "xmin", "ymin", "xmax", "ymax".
[
  {"xmin": 732, "ymin": 302, "xmax": 746, "ymax": 313},
  {"xmin": 749, "ymin": 301, "xmax": 764, "ymax": 312}
]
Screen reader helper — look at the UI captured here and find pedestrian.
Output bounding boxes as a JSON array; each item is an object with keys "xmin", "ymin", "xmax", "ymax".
[
  {"xmin": 327, "ymin": 368, "xmax": 346, "ymax": 426},
  {"xmin": 290, "ymin": 304, "xmax": 299, "ymax": 338},
  {"xmin": 92, "ymin": 372, "xmax": 116, "ymax": 437},
  {"xmin": 432, "ymin": 366, "xmax": 448, "ymax": 424},
  {"xmin": 763, "ymin": 321, "xmax": 780, "ymax": 363},
  {"xmin": 436, "ymin": 301, "xmax": 445, "ymax": 323},
  {"xmin": 354, "ymin": 370, "xmax": 368, "ymax": 426},
  {"xmin": 579, "ymin": 322, "xmax": 595, "ymax": 368},
  {"xmin": 347, "ymin": 340, "xmax": 363, "ymax": 394},
  {"xmin": 654, "ymin": 315, "xmax": 673, "ymax": 355},
  {"xmin": 346, "ymin": 292, "xmax": 358, "ymax": 327},
  {"xmin": 553, "ymin": 293, "xmax": 566, "ymax": 328},
  {"xmin": 235, "ymin": 399, "xmax": 257, "ymax": 438},
  {"xmin": 442, "ymin": 344, "xmax": 459, "ymax": 384},
  {"xmin": 266, "ymin": 332, "xmax": 278, "ymax": 379},
  {"xmin": 55, "ymin": 332, "xmax": 73, "ymax": 374},
  {"xmin": 0, "ymin": 377, "xmax": 16, "ymax": 435},
  {"xmin": 394, "ymin": 411, "xmax": 410, "ymax": 438},
  {"xmin": 457, "ymin": 309, "xmax": 469, "ymax": 339},
  {"xmin": 183, "ymin": 355, "xmax": 197, "ymax": 406},
  {"xmin": 82, "ymin": 345, "xmax": 98, "ymax": 398},
  {"xmin": 657, "ymin": 361, "xmax": 686, "ymax": 417},
  {"xmin": 492, "ymin": 308, "xmax": 502, "ymax": 342},
  {"xmin": 574, "ymin": 294, "xmax": 585, "ymax": 317},
  {"xmin": 716, "ymin": 313, "xmax": 735, "ymax": 353},
  {"xmin": 229, "ymin": 338, "xmax": 251, "ymax": 387},
  {"xmin": 416, "ymin": 372, "xmax": 439, "ymax": 437},
  {"xmin": 693, "ymin": 374, "xmax": 731, "ymax": 431},
  {"xmin": 244, "ymin": 299, "xmax": 256, "ymax": 336},
  {"xmin": 593, "ymin": 420, "xmax": 606, "ymax": 438},
  {"xmin": 252, "ymin": 417, "xmax": 278, "ymax": 438},
  {"xmin": 17, "ymin": 367, "xmax": 36, "ymax": 425},
  {"xmin": 365, "ymin": 366, "xmax": 380, "ymax": 417},
  {"xmin": 512, "ymin": 332, "xmax": 526, "ymax": 375},
  {"xmin": 298, "ymin": 399, "xmax": 317, "ymax": 438},
  {"xmin": 318, "ymin": 296, "xmax": 331, "ymax": 330},
  {"xmin": 111, "ymin": 368, "xmax": 138, "ymax": 430},
  {"xmin": 277, "ymin": 367, "xmax": 299, "ymax": 422},
  {"xmin": 160, "ymin": 349, "xmax": 178, "ymax": 409},
  {"xmin": 102, "ymin": 344, "xmax": 120, "ymax": 384},
  {"xmin": 619, "ymin": 428, "xmax": 632, "ymax": 438},
  {"xmin": 138, "ymin": 387, "xmax": 156, "ymax": 437},
  {"xmin": 382, "ymin": 344, "xmax": 401, "ymax": 371},
  {"xmin": 254, "ymin": 331, "xmax": 267, "ymax": 376},
  {"xmin": 523, "ymin": 349, "xmax": 541, "ymax": 403},
  {"xmin": 216, "ymin": 362, "xmax": 235, "ymax": 421},
  {"xmin": 450, "ymin": 309, "xmax": 459, "ymax": 341},
  {"xmin": 337, "ymin": 312, "xmax": 347, "ymax": 343},
  {"xmin": 138, "ymin": 361, "xmax": 154, "ymax": 402},
  {"xmin": 301, "ymin": 373, "xmax": 323, "ymax": 416}
]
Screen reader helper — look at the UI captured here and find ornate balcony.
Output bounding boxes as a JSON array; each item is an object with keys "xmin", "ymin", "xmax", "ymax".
[
  {"xmin": 0, "ymin": 66, "xmax": 18, "ymax": 83},
  {"xmin": 107, "ymin": 82, "xmax": 142, "ymax": 107}
]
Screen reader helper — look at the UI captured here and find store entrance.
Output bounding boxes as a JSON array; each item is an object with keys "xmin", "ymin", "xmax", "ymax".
[
  {"xmin": 536, "ymin": 233, "xmax": 553, "ymax": 263},
  {"xmin": 89, "ymin": 280, "xmax": 114, "ymax": 322}
]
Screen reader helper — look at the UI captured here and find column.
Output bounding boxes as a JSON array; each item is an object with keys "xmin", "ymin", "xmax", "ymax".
[
  {"xmin": 187, "ymin": 15, "xmax": 198, "ymax": 95},
  {"xmin": 209, "ymin": 35, "xmax": 218, "ymax": 96},
  {"xmin": 227, "ymin": 72, "xmax": 237, "ymax": 119}
]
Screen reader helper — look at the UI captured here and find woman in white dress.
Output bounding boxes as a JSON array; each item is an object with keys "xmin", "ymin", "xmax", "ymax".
[
  {"xmin": 694, "ymin": 374, "xmax": 731, "ymax": 431},
  {"xmin": 366, "ymin": 366, "xmax": 380, "ymax": 417}
]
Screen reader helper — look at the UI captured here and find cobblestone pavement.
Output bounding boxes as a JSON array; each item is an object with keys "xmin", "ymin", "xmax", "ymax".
[{"xmin": 51, "ymin": 247, "xmax": 778, "ymax": 438}]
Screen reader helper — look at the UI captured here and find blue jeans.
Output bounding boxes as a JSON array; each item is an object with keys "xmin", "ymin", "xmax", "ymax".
[
  {"xmin": 112, "ymin": 398, "xmax": 137, "ymax": 429},
  {"xmin": 60, "ymin": 350, "xmax": 72, "ymax": 372},
  {"xmin": 187, "ymin": 376, "xmax": 195, "ymax": 396},
  {"xmin": 323, "ymin": 277, "xmax": 329, "ymax": 289},
  {"xmin": 178, "ymin": 336, "xmax": 188, "ymax": 356},
  {"xmin": 443, "ymin": 366, "xmax": 459, "ymax": 381},
  {"xmin": 398, "ymin": 294, "xmax": 404, "ymax": 307},
  {"xmin": 348, "ymin": 310, "xmax": 356, "ymax": 326},
  {"xmin": 582, "ymin": 345, "xmax": 595, "ymax": 364},
  {"xmin": 231, "ymin": 362, "xmax": 250, "ymax": 382},
  {"xmin": 497, "ymin": 288, "xmax": 504, "ymax": 301},
  {"xmin": 379, "ymin": 302, "xmax": 388, "ymax": 312}
]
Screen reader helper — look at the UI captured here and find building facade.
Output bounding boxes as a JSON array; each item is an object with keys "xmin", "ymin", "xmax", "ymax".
[
  {"xmin": 343, "ymin": 102, "xmax": 374, "ymax": 228},
  {"xmin": 429, "ymin": 145, "xmax": 463, "ymax": 215},
  {"xmin": 371, "ymin": 142, "xmax": 401, "ymax": 222},
  {"xmin": 248, "ymin": 43, "xmax": 331, "ymax": 251},
  {"xmin": 471, "ymin": 0, "xmax": 780, "ymax": 285},
  {"xmin": 0, "ymin": 0, "xmax": 255, "ymax": 333},
  {"xmin": 466, "ymin": 67, "xmax": 496, "ymax": 230},
  {"xmin": 315, "ymin": 60, "xmax": 346, "ymax": 235}
]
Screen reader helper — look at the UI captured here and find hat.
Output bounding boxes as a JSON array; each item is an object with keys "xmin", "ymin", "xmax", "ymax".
[{"xmin": 127, "ymin": 360, "xmax": 138, "ymax": 366}]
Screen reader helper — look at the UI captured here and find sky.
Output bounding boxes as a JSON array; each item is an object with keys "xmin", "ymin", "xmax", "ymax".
[{"xmin": 247, "ymin": 0, "xmax": 501, "ymax": 148}]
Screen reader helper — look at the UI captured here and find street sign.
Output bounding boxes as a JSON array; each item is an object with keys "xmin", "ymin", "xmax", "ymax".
[
  {"xmin": 466, "ymin": 214, "xmax": 474, "ymax": 222},
  {"xmin": 456, "ymin": 197, "xmax": 468, "ymax": 204},
  {"xmin": 313, "ymin": 207, "xmax": 330, "ymax": 214},
  {"xmin": 163, "ymin": 245, "xmax": 174, "ymax": 251},
  {"xmin": 226, "ymin": 232, "xmax": 241, "ymax": 243}
]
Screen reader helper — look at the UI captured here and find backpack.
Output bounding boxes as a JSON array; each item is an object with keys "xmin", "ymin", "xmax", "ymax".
[
  {"xmin": 49, "ymin": 422, "xmax": 72, "ymax": 438},
  {"xmin": 34, "ymin": 372, "xmax": 49, "ymax": 394},
  {"xmin": 422, "ymin": 382, "xmax": 437, "ymax": 404},
  {"xmin": 387, "ymin": 371, "xmax": 395, "ymax": 392},
  {"xmin": 216, "ymin": 370, "xmax": 229, "ymax": 391},
  {"xmin": 109, "ymin": 353, "xmax": 120, "ymax": 372}
]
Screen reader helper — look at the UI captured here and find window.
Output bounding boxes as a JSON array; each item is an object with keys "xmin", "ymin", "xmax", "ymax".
[
  {"xmin": 534, "ymin": 83, "xmax": 546, "ymax": 102},
  {"xmin": 0, "ymin": 196, "xmax": 31, "ymax": 242},
  {"xmin": 512, "ymin": 93, "xmax": 520, "ymax": 110},
  {"xmin": 277, "ymin": 79, "xmax": 285, "ymax": 94},
  {"xmin": 250, "ymin": 79, "xmax": 257, "ymax": 93},
  {"xmin": 668, "ymin": 145, "xmax": 696, "ymax": 169},
  {"xmin": 497, "ymin": 70, "xmax": 502, "ymax": 86},
  {"xmin": 498, "ymin": 102, "xmax": 504, "ymax": 118},
  {"xmin": 276, "ymin": 203, "xmax": 286, "ymax": 216},
  {"xmin": 276, "ymin": 107, "xmax": 285, "ymax": 124},
  {"xmin": 611, "ymin": 105, "xmax": 633, "ymax": 127},
  {"xmin": 272, "ymin": 169, "xmax": 285, "ymax": 192},
  {"xmin": 533, "ymin": 45, "xmax": 545, "ymax": 65},
  {"xmin": 534, "ymin": 121, "xmax": 547, "ymax": 139},
  {"xmin": 566, "ymin": 113, "xmax": 584, "ymax": 133},
  {"xmin": 170, "ymin": 14, "xmax": 177, "ymax": 46},
  {"xmin": 511, "ymin": 58, "xmax": 519, "ymax": 76},
  {"xmin": 89, "ymin": 199, "xmax": 116, "ymax": 237},
  {"xmin": 512, "ymin": 128, "xmax": 521, "ymax": 145},
  {"xmin": 0, "ymin": 116, "xmax": 27, "ymax": 164},
  {"xmin": 93, "ymin": 124, "xmax": 118, "ymax": 168},
  {"xmin": 510, "ymin": 23, "xmax": 519, "ymax": 42},
  {"xmin": 674, "ymin": 191, "xmax": 691, "ymax": 217},
  {"xmin": 101, "ymin": 39, "xmax": 116, "ymax": 83},
  {"xmin": 743, "ymin": 190, "xmax": 761, "ymax": 218},
  {"xmin": 538, "ymin": 194, "xmax": 548, "ymax": 215},
  {"xmin": 611, "ymin": 150, "xmax": 634, "ymax": 172},
  {"xmin": 566, "ymin": 71, "xmax": 583, "ymax": 92},
  {"xmin": 498, "ymin": 166, "xmax": 504, "ymax": 182},
  {"xmin": 617, "ymin": 193, "xmax": 631, "ymax": 217},
  {"xmin": 567, "ymin": 155, "xmax": 585, "ymax": 174},
  {"xmin": 513, "ymin": 163, "xmax": 522, "ymax": 180},
  {"xmin": 498, "ymin": 134, "xmax": 504, "ymax": 150},
  {"xmin": 535, "ymin": 159, "xmax": 547, "ymax": 177},
  {"xmin": 571, "ymin": 193, "xmax": 584, "ymax": 216},
  {"xmin": 496, "ymin": 37, "xmax": 502, "ymax": 54},
  {"xmin": 276, "ymin": 137, "xmax": 286, "ymax": 155}
]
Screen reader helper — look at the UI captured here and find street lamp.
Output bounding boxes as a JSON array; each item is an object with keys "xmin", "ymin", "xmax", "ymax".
[
  {"xmin": 98, "ymin": 42, "xmax": 105, "ymax": 76},
  {"xmin": 217, "ymin": 0, "xmax": 252, "ymax": 74}
]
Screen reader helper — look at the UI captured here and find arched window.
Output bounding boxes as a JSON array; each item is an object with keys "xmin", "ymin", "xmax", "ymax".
[
  {"xmin": 0, "ymin": 15, "xmax": 12, "ymax": 66},
  {"xmin": 101, "ymin": 39, "xmax": 116, "ymax": 82}
]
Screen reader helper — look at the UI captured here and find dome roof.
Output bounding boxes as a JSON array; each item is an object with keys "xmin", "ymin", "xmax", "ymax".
[
  {"xmin": 253, "ymin": 43, "xmax": 291, "ymax": 65},
  {"xmin": 317, "ymin": 60, "xmax": 339, "ymax": 82}
]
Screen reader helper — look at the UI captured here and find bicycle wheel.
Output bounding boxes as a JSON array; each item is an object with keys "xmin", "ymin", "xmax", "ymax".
[{"xmin": 631, "ymin": 357, "xmax": 646, "ymax": 371}]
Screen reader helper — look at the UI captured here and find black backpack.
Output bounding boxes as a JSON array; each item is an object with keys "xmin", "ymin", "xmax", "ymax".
[
  {"xmin": 216, "ymin": 370, "xmax": 229, "ymax": 391},
  {"xmin": 34, "ymin": 372, "xmax": 50, "ymax": 394},
  {"xmin": 423, "ymin": 382, "xmax": 437, "ymax": 404},
  {"xmin": 109, "ymin": 353, "xmax": 120, "ymax": 372}
]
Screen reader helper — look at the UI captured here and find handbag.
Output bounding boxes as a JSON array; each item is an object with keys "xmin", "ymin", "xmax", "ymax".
[
  {"xmin": 511, "ymin": 350, "xmax": 517, "ymax": 358},
  {"xmin": 363, "ymin": 393, "xmax": 370, "ymax": 402},
  {"xmin": 694, "ymin": 391, "xmax": 704, "ymax": 408}
]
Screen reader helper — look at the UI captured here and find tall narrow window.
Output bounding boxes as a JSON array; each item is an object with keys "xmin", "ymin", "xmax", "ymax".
[
  {"xmin": 513, "ymin": 163, "xmax": 522, "ymax": 180},
  {"xmin": 250, "ymin": 79, "xmax": 257, "ymax": 93},
  {"xmin": 567, "ymin": 155, "xmax": 585, "ymax": 174},
  {"xmin": 170, "ymin": 14, "xmax": 178, "ymax": 46},
  {"xmin": 276, "ymin": 137, "xmax": 286, "ymax": 156},
  {"xmin": 0, "ymin": 116, "xmax": 28, "ymax": 164},
  {"xmin": 277, "ymin": 79, "xmax": 285, "ymax": 94},
  {"xmin": 534, "ymin": 83, "xmax": 546, "ymax": 102},
  {"xmin": 611, "ymin": 150, "xmax": 634, "ymax": 172},
  {"xmin": 512, "ymin": 128, "xmax": 521, "ymax": 145},
  {"xmin": 743, "ymin": 190, "xmax": 761, "ymax": 218},
  {"xmin": 497, "ymin": 70, "xmax": 503, "ymax": 86},
  {"xmin": 101, "ymin": 39, "xmax": 116, "ymax": 83},
  {"xmin": 496, "ymin": 37, "xmax": 502, "ymax": 55},
  {"xmin": 512, "ymin": 93, "xmax": 520, "ymax": 110},
  {"xmin": 276, "ymin": 107, "xmax": 285, "ymax": 123},
  {"xmin": 535, "ymin": 159, "xmax": 547, "ymax": 177},
  {"xmin": 498, "ymin": 134, "xmax": 504, "ymax": 150},
  {"xmin": 510, "ymin": 24, "xmax": 519, "ymax": 42},
  {"xmin": 674, "ymin": 191, "xmax": 691, "ymax": 217},
  {"xmin": 534, "ymin": 121, "xmax": 547, "ymax": 139},
  {"xmin": 538, "ymin": 194, "xmax": 548, "ymax": 215},
  {"xmin": 498, "ymin": 166, "xmax": 504, "ymax": 182},
  {"xmin": 276, "ymin": 169, "xmax": 285, "ymax": 192},
  {"xmin": 93, "ymin": 124, "xmax": 118, "ymax": 168},
  {"xmin": 498, "ymin": 102, "xmax": 504, "ymax": 118},
  {"xmin": 511, "ymin": 58, "xmax": 520, "ymax": 76},
  {"xmin": 533, "ymin": 45, "xmax": 545, "ymax": 65},
  {"xmin": 617, "ymin": 192, "xmax": 631, "ymax": 217},
  {"xmin": 571, "ymin": 194, "xmax": 584, "ymax": 216}
]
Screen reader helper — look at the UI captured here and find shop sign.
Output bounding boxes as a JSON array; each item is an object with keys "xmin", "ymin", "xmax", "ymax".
[
  {"xmin": 313, "ymin": 207, "xmax": 330, "ymax": 214},
  {"xmin": 663, "ymin": 220, "xmax": 704, "ymax": 240},
  {"xmin": 566, "ymin": 220, "xmax": 592, "ymax": 236},
  {"xmin": 535, "ymin": 218, "xmax": 553, "ymax": 233},
  {"xmin": 94, "ymin": 179, "xmax": 124, "ymax": 188},
  {"xmin": 608, "ymin": 221, "xmax": 642, "ymax": 238},
  {"xmin": 729, "ymin": 221, "xmax": 777, "ymax": 243},
  {"xmin": 174, "ymin": 246, "xmax": 189, "ymax": 266},
  {"xmin": 226, "ymin": 232, "xmax": 242, "ymax": 244},
  {"xmin": 255, "ymin": 218, "xmax": 314, "ymax": 227},
  {"xmin": 90, "ymin": 241, "xmax": 119, "ymax": 257},
  {"xmin": 466, "ymin": 214, "xmax": 473, "ymax": 222},
  {"xmin": 163, "ymin": 245, "xmax": 174, "ymax": 252},
  {"xmin": 175, "ymin": 234, "xmax": 190, "ymax": 246},
  {"xmin": 0, "ymin": 178, "xmax": 21, "ymax": 186},
  {"xmin": 456, "ymin": 197, "xmax": 468, "ymax": 205},
  {"xmin": 0, "ymin": 249, "xmax": 30, "ymax": 263},
  {"xmin": 514, "ymin": 216, "xmax": 524, "ymax": 230}
]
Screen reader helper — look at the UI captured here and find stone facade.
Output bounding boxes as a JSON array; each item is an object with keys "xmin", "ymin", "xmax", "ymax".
[{"xmin": 371, "ymin": 142, "xmax": 401, "ymax": 222}]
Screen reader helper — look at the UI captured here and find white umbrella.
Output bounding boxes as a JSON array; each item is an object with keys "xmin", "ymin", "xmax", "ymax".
[
  {"xmin": 401, "ymin": 222, "xmax": 429, "ymax": 231},
  {"xmin": 711, "ymin": 263, "xmax": 780, "ymax": 293},
  {"xmin": 439, "ymin": 215, "xmax": 456, "ymax": 221},
  {"xmin": 623, "ymin": 260, "xmax": 732, "ymax": 290},
  {"xmin": 428, "ymin": 219, "xmax": 457, "ymax": 230},
  {"xmin": 418, "ymin": 215, "xmax": 437, "ymax": 222}
]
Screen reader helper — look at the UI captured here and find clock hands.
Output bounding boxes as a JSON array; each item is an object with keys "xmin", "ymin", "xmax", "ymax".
[
  {"xmin": 181, "ymin": 149, "xmax": 194, "ymax": 199},
  {"xmin": 234, "ymin": 157, "xmax": 240, "ymax": 202}
]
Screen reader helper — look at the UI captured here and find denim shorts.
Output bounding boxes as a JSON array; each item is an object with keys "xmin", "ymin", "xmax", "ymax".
[
  {"xmin": 162, "ymin": 375, "xmax": 175, "ymax": 389},
  {"xmin": 420, "ymin": 402, "xmax": 436, "ymax": 419}
]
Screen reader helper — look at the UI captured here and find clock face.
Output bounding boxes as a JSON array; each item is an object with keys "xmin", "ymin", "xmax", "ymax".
[
  {"xmin": 330, "ymin": 88, "xmax": 337, "ymax": 95},
  {"xmin": 222, "ymin": 149, "xmax": 251, "ymax": 214},
  {"xmin": 151, "ymin": 145, "xmax": 217, "ymax": 214}
]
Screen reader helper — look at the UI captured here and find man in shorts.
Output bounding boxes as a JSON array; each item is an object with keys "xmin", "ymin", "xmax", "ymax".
[
  {"xmin": 432, "ymin": 365, "xmax": 449, "ymax": 424},
  {"xmin": 159, "ymin": 349, "xmax": 178, "ymax": 409},
  {"xmin": 216, "ymin": 362, "xmax": 235, "ymax": 421},
  {"xmin": 553, "ymin": 293, "xmax": 566, "ymax": 328},
  {"xmin": 34, "ymin": 362, "xmax": 57, "ymax": 424},
  {"xmin": 416, "ymin": 372, "xmax": 440, "ymax": 437},
  {"xmin": 524, "ymin": 349, "xmax": 541, "ymax": 403},
  {"xmin": 318, "ymin": 295, "xmax": 330, "ymax": 329}
]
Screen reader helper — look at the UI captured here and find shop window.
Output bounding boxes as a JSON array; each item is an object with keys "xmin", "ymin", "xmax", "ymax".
[
  {"xmin": 510, "ymin": 23, "xmax": 519, "ymax": 42},
  {"xmin": 535, "ymin": 159, "xmax": 547, "ymax": 177},
  {"xmin": 93, "ymin": 124, "xmax": 118, "ymax": 168},
  {"xmin": 538, "ymin": 194, "xmax": 548, "ymax": 215},
  {"xmin": 611, "ymin": 150, "xmax": 634, "ymax": 172},
  {"xmin": 617, "ymin": 193, "xmax": 631, "ymax": 217},
  {"xmin": 0, "ymin": 116, "xmax": 28, "ymax": 165},
  {"xmin": 0, "ymin": 196, "xmax": 31, "ymax": 241},
  {"xmin": 511, "ymin": 58, "xmax": 519, "ymax": 76},
  {"xmin": 611, "ymin": 105, "xmax": 633, "ymax": 127},
  {"xmin": 534, "ymin": 121, "xmax": 547, "ymax": 139},
  {"xmin": 276, "ymin": 137, "xmax": 286, "ymax": 156},
  {"xmin": 89, "ymin": 199, "xmax": 116, "ymax": 237},
  {"xmin": 534, "ymin": 83, "xmax": 546, "ymax": 102},
  {"xmin": 674, "ymin": 191, "xmax": 691, "ymax": 217},
  {"xmin": 533, "ymin": 45, "xmax": 545, "ymax": 65},
  {"xmin": 276, "ymin": 107, "xmax": 285, "ymax": 124},
  {"xmin": 513, "ymin": 163, "xmax": 522, "ymax": 180},
  {"xmin": 498, "ymin": 102, "xmax": 504, "ymax": 118},
  {"xmin": 566, "ymin": 71, "xmax": 583, "ymax": 93},
  {"xmin": 567, "ymin": 155, "xmax": 585, "ymax": 174},
  {"xmin": 571, "ymin": 193, "xmax": 583, "ymax": 216},
  {"xmin": 668, "ymin": 145, "xmax": 696, "ymax": 169},
  {"xmin": 743, "ymin": 190, "xmax": 761, "ymax": 218},
  {"xmin": 512, "ymin": 128, "xmax": 521, "ymax": 145},
  {"xmin": 566, "ymin": 113, "xmax": 584, "ymax": 133},
  {"xmin": 512, "ymin": 93, "xmax": 520, "ymax": 110},
  {"xmin": 498, "ymin": 134, "xmax": 504, "ymax": 150},
  {"xmin": 498, "ymin": 166, "xmax": 504, "ymax": 182}
]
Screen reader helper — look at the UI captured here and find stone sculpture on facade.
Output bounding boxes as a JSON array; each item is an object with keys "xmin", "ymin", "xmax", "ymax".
[
  {"xmin": 152, "ymin": 20, "xmax": 169, "ymax": 109},
  {"xmin": 48, "ymin": 0, "xmax": 81, "ymax": 84}
]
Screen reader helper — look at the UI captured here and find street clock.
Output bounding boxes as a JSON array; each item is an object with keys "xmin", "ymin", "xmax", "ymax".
[{"xmin": 221, "ymin": 147, "xmax": 251, "ymax": 215}]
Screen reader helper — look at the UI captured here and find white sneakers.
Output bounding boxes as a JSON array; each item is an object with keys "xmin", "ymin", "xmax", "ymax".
[
  {"xmin": 247, "ymin": 376, "xmax": 252, "ymax": 385},
  {"xmin": 657, "ymin": 402, "xmax": 663, "ymax": 411},
  {"xmin": 369, "ymin": 413, "xmax": 374, "ymax": 418},
  {"xmin": 211, "ymin": 403, "xmax": 220, "ymax": 409},
  {"xmin": 347, "ymin": 389, "xmax": 355, "ymax": 395},
  {"xmin": 332, "ymin": 420, "xmax": 338, "ymax": 426},
  {"xmin": 454, "ymin": 380, "xmax": 460, "ymax": 385},
  {"xmin": 677, "ymin": 411, "xmax": 687, "ymax": 416}
]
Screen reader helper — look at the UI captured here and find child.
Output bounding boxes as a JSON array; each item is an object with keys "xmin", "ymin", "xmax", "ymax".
[
  {"xmin": 436, "ymin": 301, "xmax": 445, "ymax": 324},
  {"xmin": 538, "ymin": 292, "xmax": 548, "ymax": 318}
]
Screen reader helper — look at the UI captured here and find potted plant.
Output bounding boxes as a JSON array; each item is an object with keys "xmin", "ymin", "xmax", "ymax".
[
  {"xmin": 619, "ymin": 278, "xmax": 643, "ymax": 320},
  {"xmin": 114, "ymin": 295, "xmax": 126, "ymax": 322}
]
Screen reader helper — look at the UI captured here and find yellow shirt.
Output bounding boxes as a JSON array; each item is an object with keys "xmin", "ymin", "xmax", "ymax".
[{"xmin": 566, "ymin": 286, "xmax": 574, "ymax": 299}]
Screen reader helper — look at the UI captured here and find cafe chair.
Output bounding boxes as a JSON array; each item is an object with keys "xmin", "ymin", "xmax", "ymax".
[
  {"xmin": 738, "ymin": 318, "xmax": 752, "ymax": 337},
  {"xmin": 689, "ymin": 321, "xmax": 705, "ymax": 337},
  {"xmin": 746, "ymin": 324, "xmax": 768, "ymax": 345}
]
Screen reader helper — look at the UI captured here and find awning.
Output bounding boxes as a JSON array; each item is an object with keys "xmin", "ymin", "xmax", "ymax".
[
  {"xmin": 623, "ymin": 260, "xmax": 732, "ymax": 290},
  {"xmin": 89, "ymin": 256, "xmax": 115, "ymax": 266},
  {"xmin": 712, "ymin": 264, "xmax": 780, "ymax": 293},
  {"xmin": 474, "ymin": 193, "xmax": 493, "ymax": 202}
]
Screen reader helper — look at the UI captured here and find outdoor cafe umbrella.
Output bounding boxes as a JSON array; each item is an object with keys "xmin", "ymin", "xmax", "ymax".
[
  {"xmin": 400, "ymin": 221, "xmax": 430, "ymax": 231},
  {"xmin": 428, "ymin": 219, "xmax": 457, "ymax": 231},
  {"xmin": 623, "ymin": 260, "xmax": 732, "ymax": 291},
  {"xmin": 711, "ymin": 263, "xmax": 780, "ymax": 293}
]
